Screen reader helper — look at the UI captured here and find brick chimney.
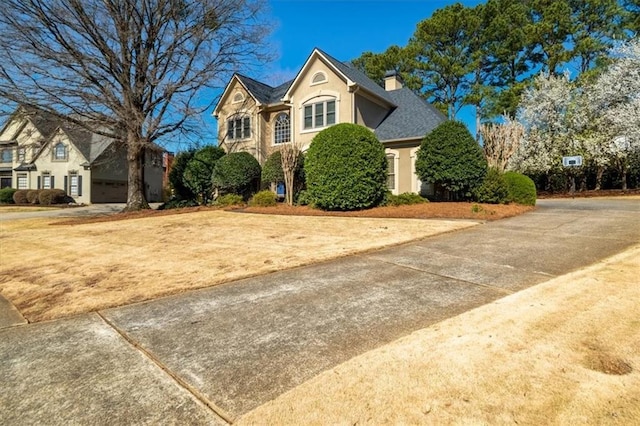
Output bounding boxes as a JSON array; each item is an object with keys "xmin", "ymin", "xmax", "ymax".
[{"xmin": 384, "ymin": 70, "xmax": 403, "ymax": 91}]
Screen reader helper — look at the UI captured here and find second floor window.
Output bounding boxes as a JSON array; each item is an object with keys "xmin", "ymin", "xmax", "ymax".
[
  {"xmin": 227, "ymin": 115, "xmax": 251, "ymax": 140},
  {"xmin": 53, "ymin": 142, "xmax": 67, "ymax": 160},
  {"xmin": 1, "ymin": 149, "xmax": 12, "ymax": 163},
  {"xmin": 274, "ymin": 113, "xmax": 290, "ymax": 145},
  {"xmin": 17, "ymin": 148, "xmax": 25, "ymax": 162},
  {"xmin": 303, "ymin": 99, "xmax": 336, "ymax": 130}
]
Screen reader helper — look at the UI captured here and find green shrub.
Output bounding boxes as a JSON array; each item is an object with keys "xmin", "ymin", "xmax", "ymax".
[
  {"xmin": 212, "ymin": 152, "xmax": 261, "ymax": 198},
  {"xmin": 504, "ymin": 171, "xmax": 537, "ymax": 205},
  {"xmin": 26, "ymin": 189, "xmax": 42, "ymax": 204},
  {"xmin": 415, "ymin": 121, "xmax": 487, "ymax": 200},
  {"xmin": 168, "ymin": 149, "xmax": 196, "ymax": 201},
  {"xmin": 0, "ymin": 188, "xmax": 17, "ymax": 204},
  {"xmin": 305, "ymin": 123, "xmax": 387, "ymax": 211},
  {"xmin": 261, "ymin": 151, "xmax": 285, "ymax": 184},
  {"xmin": 183, "ymin": 145, "xmax": 226, "ymax": 204},
  {"xmin": 474, "ymin": 168, "xmax": 509, "ymax": 204},
  {"xmin": 249, "ymin": 190, "xmax": 277, "ymax": 207},
  {"xmin": 214, "ymin": 193, "xmax": 244, "ymax": 207},
  {"xmin": 387, "ymin": 192, "xmax": 429, "ymax": 206},
  {"xmin": 296, "ymin": 190, "xmax": 314, "ymax": 206},
  {"xmin": 38, "ymin": 189, "xmax": 68, "ymax": 205},
  {"xmin": 261, "ymin": 150, "xmax": 305, "ymax": 192},
  {"xmin": 12, "ymin": 189, "xmax": 28, "ymax": 204}
]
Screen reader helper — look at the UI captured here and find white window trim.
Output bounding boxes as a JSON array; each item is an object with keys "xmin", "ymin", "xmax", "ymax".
[
  {"xmin": 386, "ymin": 149, "xmax": 400, "ymax": 195},
  {"xmin": 17, "ymin": 173, "xmax": 28, "ymax": 190},
  {"xmin": 310, "ymin": 71, "xmax": 328, "ymax": 86},
  {"xmin": 272, "ymin": 112, "xmax": 291, "ymax": 146},
  {"xmin": 300, "ymin": 94, "xmax": 339, "ymax": 134},
  {"xmin": 53, "ymin": 142, "xmax": 68, "ymax": 161}
]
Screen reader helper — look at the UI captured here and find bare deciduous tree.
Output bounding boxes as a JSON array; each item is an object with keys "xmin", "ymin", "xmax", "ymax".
[
  {"xmin": 279, "ymin": 140, "xmax": 302, "ymax": 206},
  {"xmin": 479, "ymin": 117, "xmax": 524, "ymax": 172},
  {"xmin": 0, "ymin": 0, "xmax": 271, "ymax": 210}
]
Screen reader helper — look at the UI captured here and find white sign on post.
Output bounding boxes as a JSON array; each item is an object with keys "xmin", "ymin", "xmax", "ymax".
[{"xmin": 562, "ymin": 156, "xmax": 583, "ymax": 167}]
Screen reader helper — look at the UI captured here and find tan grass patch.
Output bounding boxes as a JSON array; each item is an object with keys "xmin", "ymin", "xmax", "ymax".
[
  {"xmin": 238, "ymin": 245, "xmax": 640, "ymax": 426},
  {"xmin": 0, "ymin": 211, "xmax": 477, "ymax": 322}
]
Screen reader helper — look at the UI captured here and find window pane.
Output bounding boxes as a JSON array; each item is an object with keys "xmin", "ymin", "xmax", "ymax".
[
  {"xmin": 314, "ymin": 103, "xmax": 324, "ymax": 128},
  {"xmin": 274, "ymin": 113, "xmax": 290, "ymax": 144},
  {"xmin": 1, "ymin": 149, "xmax": 12, "ymax": 162},
  {"xmin": 234, "ymin": 118, "xmax": 242, "ymax": 139},
  {"xmin": 70, "ymin": 175, "xmax": 79, "ymax": 196},
  {"xmin": 387, "ymin": 155, "xmax": 395, "ymax": 190},
  {"xmin": 18, "ymin": 175, "xmax": 27, "ymax": 189},
  {"xmin": 243, "ymin": 117, "xmax": 250, "ymax": 138},
  {"xmin": 43, "ymin": 175, "xmax": 51, "ymax": 189},
  {"xmin": 227, "ymin": 120, "xmax": 234, "ymax": 139},
  {"xmin": 304, "ymin": 105, "xmax": 313, "ymax": 129},
  {"xmin": 326, "ymin": 101, "xmax": 336, "ymax": 125}
]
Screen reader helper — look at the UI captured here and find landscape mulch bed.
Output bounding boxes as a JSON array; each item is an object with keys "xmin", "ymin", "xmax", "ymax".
[
  {"xmin": 53, "ymin": 202, "xmax": 533, "ymax": 226},
  {"xmin": 538, "ymin": 188, "xmax": 640, "ymax": 198}
]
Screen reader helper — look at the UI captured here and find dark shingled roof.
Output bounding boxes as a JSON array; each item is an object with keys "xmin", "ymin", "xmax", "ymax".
[
  {"xmin": 316, "ymin": 49, "xmax": 395, "ymax": 105},
  {"xmin": 229, "ymin": 50, "xmax": 445, "ymax": 143},
  {"xmin": 374, "ymin": 88, "xmax": 447, "ymax": 142},
  {"xmin": 59, "ymin": 123, "xmax": 114, "ymax": 163},
  {"xmin": 236, "ymin": 74, "xmax": 293, "ymax": 105},
  {"xmin": 6, "ymin": 106, "xmax": 117, "ymax": 164}
]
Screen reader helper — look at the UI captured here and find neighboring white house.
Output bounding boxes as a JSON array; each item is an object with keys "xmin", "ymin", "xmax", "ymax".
[
  {"xmin": 0, "ymin": 106, "xmax": 164, "ymax": 203},
  {"xmin": 213, "ymin": 48, "xmax": 447, "ymax": 195}
]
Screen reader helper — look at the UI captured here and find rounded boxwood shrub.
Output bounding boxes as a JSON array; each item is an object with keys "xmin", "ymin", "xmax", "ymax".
[
  {"xmin": 305, "ymin": 123, "xmax": 387, "ymax": 211},
  {"xmin": 0, "ymin": 187, "xmax": 17, "ymax": 204},
  {"xmin": 26, "ymin": 189, "xmax": 42, "ymax": 204},
  {"xmin": 415, "ymin": 121, "xmax": 487, "ymax": 200},
  {"xmin": 12, "ymin": 189, "xmax": 28, "ymax": 204},
  {"xmin": 212, "ymin": 152, "xmax": 261, "ymax": 198},
  {"xmin": 38, "ymin": 189, "xmax": 68, "ymax": 205},
  {"xmin": 214, "ymin": 193, "xmax": 244, "ymax": 207},
  {"xmin": 504, "ymin": 171, "xmax": 537, "ymax": 205},
  {"xmin": 474, "ymin": 168, "xmax": 509, "ymax": 204},
  {"xmin": 249, "ymin": 190, "xmax": 277, "ymax": 207}
]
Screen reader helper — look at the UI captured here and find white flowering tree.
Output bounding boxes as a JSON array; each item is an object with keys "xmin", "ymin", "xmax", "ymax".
[
  {"xmin": 588, "ymin": 38, "xmax": 640, "ymax": 190},
  {"xmin": 512, "ymin": 72, "xmax": 584, "ymax": 190}
]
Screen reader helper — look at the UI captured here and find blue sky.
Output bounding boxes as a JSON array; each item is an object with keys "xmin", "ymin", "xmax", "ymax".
[{"xmin": 194, "ymin": 0, "xmax": 485, "ymax": 150}]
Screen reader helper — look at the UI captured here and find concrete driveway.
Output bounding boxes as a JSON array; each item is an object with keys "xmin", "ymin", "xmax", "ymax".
[
  {"xmin": 0, "ymin": 203, "xmax": 126, "ymax": 221},
  {"xmin": 1, "ymin": 198, "xmax": 638, "ymax": 424}
]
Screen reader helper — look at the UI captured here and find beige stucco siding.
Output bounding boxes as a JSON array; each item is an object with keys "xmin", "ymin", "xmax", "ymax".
[
  {"xmin": 385, "ymin": 141, "xmax": 422, "ymax": 195},
  {"xmin": 216, "ymin": 80, "xmax": 260, "ymax": 158},
  {"xmin": 355, "ymin": 93, "xmax": 389, "ymax": 130},
  {"xmin": 288, "ymin": 59, "xmax": 353, "ymax": 149},
  {"xmin": 32, "ymin": 131, "xmax": 92, "ymax": 203}
]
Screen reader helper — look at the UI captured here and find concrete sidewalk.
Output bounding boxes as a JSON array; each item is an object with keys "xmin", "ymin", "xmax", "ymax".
[{"xmin": 1, "ymin": 198, "xmax": 638, "ymax": 424}]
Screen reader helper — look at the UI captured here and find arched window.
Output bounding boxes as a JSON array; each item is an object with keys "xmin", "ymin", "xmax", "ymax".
[
  {"xmin": 226, "ymin": 114, "xmax": 251, "ymax": 140},
  {"xmin": 311, "ymin": 71, "xmax": 327, "ymax": 85},
  {"xmin": 274, "ymin": 113, "xmax": 290, "ymax": 145},
  {"xmin": 232, "ymin": 92, "xmax": 245, "ymax": 103},
  {"xmin": 53, "ymin": 142, "xmax": 67, "ymax": 160}
]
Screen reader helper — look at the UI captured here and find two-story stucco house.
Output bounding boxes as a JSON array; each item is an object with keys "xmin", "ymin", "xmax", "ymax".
[
  {"xmin": 0, "ymin": 106, "xmax": 164, "ymax": 203},
  {"xmin": 213, "ymin": 48, "xmax": 446, "ymax": 195}
]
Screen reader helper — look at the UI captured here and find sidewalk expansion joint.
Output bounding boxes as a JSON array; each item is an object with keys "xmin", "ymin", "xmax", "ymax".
[
  {"xmin": 362, "ymin": 255, "xmax": 515, "ymax": 296},
  {"xmin": 96, "ymin": 312, "xmax": 235, "ymax": 425}
]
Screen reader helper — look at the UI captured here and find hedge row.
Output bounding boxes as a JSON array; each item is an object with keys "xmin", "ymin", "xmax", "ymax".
[{"xmin": 12, "ymin": 189, "xmax": 71, "ymax": 205}]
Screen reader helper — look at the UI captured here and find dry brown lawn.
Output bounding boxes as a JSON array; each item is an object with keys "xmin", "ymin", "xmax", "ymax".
[
  {"xmin": 238, "ymin": 245, "xmax": 640, "ymax": 426},
  {"xmin": 0, "ymin": 211, "xmax": 477, "ymax": 322}
]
